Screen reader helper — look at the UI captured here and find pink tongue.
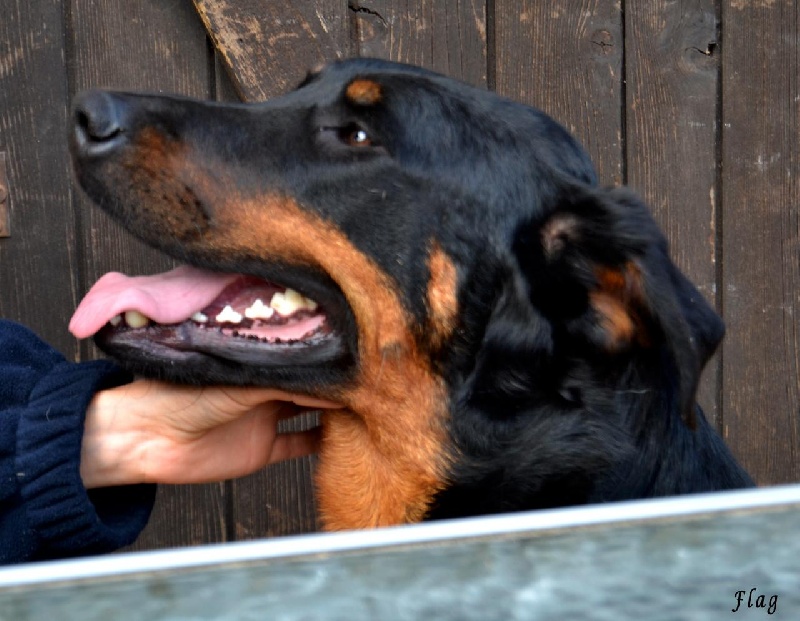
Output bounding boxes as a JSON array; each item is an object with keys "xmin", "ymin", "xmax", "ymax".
[{"xmin": 69, "ymin": 266, "xmax": 238, "ymax": 339}]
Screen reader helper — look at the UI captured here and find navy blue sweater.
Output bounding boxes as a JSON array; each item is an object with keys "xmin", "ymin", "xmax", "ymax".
[{"xmin": 0, "ymin": 320, "xmax": 155, "ymax": 564}]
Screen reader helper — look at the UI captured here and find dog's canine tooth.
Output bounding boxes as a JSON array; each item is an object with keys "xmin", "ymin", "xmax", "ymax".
[
  {"xmin": 269, "ymin": 292, "xmax": 286, "ymax": 314},
  {"xmin": 302, "ymin": 296, "xmax": 318, "ymax": 311},
  {"xmin": 270, "ymin": 289, "xmax": 318, "ymax": 316},
  {"xmin": 124, "ymin": 310, "xmax": 149, "ymax": 328},
  {"xmin": 191, "ymin": 311, "xmax": 209, "ymax": 323},
  {"xmin": 269, "ymin": 291, "xmax": 298, "ymax": 316},
  {"xmin": 244, "ymin": 298, "xmax": 274, "ymax": 320},
  {"xmin": 215, "ymin": 305, "xmax": 243, "ymax": 324},
  {"xmin": 284, "ymin": 289, "xmax": 306, "ymax": 308},
  {"xmin": 109, "ymin": 314, "xmax": 122, "ymax": 327}
]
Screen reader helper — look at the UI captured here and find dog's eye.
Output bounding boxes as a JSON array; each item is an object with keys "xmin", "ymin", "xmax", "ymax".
[
  {"xmin": 318, "ymin": 123, "xmax": 382, "ymax": 152},
  {"xmin": 339, "ymin": 125, "xmax": 373, "ymax": 147}
]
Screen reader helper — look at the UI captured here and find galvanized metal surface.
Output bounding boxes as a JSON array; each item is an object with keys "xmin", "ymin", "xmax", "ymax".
[{"xmin": 1, "ymin": 485, "xmax": 798, "ymax": 620}]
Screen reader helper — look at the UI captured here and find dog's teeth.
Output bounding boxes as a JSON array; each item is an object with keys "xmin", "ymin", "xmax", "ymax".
[
  {"xmin": 244, "ymin": 299, "xmax": 275, "ymax": 320},
  {"xmin": 191, "ymin": 312, "xmax": 208, "ymax": 323},
  {"xmin": 269, "ymin": 288, "xmax": 318, "ymax": 315},
  {"xmin": 269, "ymin": 292, "xmax": 285, "ymax": 313},
  {"xmin": 286, "ymin": 288, "xmax": 306, "ymax": 306},
  {"xmin": 109, "ymin": 314, "xmax": 122, "ymax": 327},
  {"xmin": 215, "ymin": 305, "xmax": 243, "ymax": 324},
  {"xmin": 269, "ymin": 291, "xmax": 299, "ymax": 316},
  {"xmin": 124, "ymin": 310, "xmax": 149, "ymax": 329},
  {"xmin": 302, "ymin": 296, "xmax": 318, "ymax": 311}
]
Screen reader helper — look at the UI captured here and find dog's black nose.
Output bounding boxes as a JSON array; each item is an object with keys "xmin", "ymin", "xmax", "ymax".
[{"xmin": 72, "ymin": 90, "xmax": 128, "ymax": 156}]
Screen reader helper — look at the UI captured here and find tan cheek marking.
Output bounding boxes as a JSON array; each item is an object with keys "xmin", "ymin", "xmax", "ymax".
[
  {"xmin": 120, "ymin": 129, "xmax": 209, "ymax": 239},
  {"xmin": 592, "ymin": 263, "xmax": 649, "ymax": 351},
  {"xmin": 426, "ymin": 243, "xmax": 459, "ymax": 349},
  {"xmin": 590, "ymin": 290, "xmax": 636, "ymax": 351},
  {"xmin": 345, "ymin": 79, "xmax": 383, "ymax": 106},
  {"xmin": 209, "ymin": 194, "xmax": 451, "ymax": 529},
  {"xmin": 118, "ymin": 144, "xmax": 450, "ymax": 528}
]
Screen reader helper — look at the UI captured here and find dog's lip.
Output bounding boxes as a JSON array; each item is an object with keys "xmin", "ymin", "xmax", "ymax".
[{"xmin": 93, "ymin": 319, "xmax": 345, "ymax": 368}]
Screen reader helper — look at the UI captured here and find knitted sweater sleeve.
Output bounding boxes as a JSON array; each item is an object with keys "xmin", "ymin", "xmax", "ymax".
[{"xmin": 0, "ymin": 320, "xmax": 156, "ymax": 564}]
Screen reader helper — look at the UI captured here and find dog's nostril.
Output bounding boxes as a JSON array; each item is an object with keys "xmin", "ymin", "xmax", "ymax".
[
  {"xmin": 72, "ymin": 90, "xmax": 126, "ymax": 145},
  {"xmin": 75, "ymin": 110, "xmax": 92, "ymax": 134},
  {"xmin": 75, "ymin": 105, "xmax": 122, "ymax": 141}
]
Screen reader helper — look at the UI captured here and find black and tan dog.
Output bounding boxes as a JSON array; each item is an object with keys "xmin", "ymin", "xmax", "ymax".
[{"xmin": 69, "ymin": 58, "xmax": 752, "ymax": 530}]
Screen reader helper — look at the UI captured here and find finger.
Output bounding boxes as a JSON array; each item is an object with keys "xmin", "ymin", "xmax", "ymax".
[
  {"xmin": 217, "ymin": 386, "xmax": 342, "ymax": 410},
  {"xmin": 246, "ymin": 401, "xmax": 314, "ymax": 424},
  {"xmin": 267, "ymin": 426, "xmax": 323, "ymax": 464},
  {"xmin": 263, "ymin": 391, "xmax": 341, "ymax": 409}
]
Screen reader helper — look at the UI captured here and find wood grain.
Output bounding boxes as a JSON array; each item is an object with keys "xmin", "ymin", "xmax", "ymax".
[
  {"xmin": 351, "ymin": 0, "xmax": 488, "ymax": 87},
  {"xmin": 624, "ymin": 1, "xmax": 721, "ymax": 423},
  {"xmin": 494, "ymin": 0, "xmax": 623, "ymax": 186},
  {"xmin": 720, "ymin": 0, "xmax": 799, "ymax": 484},
  {"xmin": 194, "ymin": 0, "xmax": 351, "ymax": 101},
  {"xmin": 0, "ymin": 0, "xmax": 79, "ymax": 358},
  {"xmin": 228, "ymin": 418, "xmax": 320, "ymax": 539},
  {"xmin": 67, "ymin": 0, "xmax": 228, "ymax": 550},
  {"xmin": 0, "ymin": 153, "xmax": 10, "ymax": 238}
]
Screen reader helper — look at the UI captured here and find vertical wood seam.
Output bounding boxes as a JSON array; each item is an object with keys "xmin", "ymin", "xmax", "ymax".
[
  {"xmin": 210, "ymin": 42, "xmax": 236, "ymax": 542},
  {"xmin": 63, "ymin": 0, "xmax": 87, "ymax": 364},
  {"xmin": 348, "ymin": 1, "xmax": 362, "ymax": 56},
  {"xmin": 486, "ymin": 0, "xmax": 496, "ymax": 91},
  {"xmin": 207, "ymin": 36, "xmax": 218, "ymax": 102},
  {"xmin": 714, "ymin": 0, "xmax": 725, "ymax": 435},
  {"xmin": 620, "ymin": 0, "xmax": 628, "ymax": 186}
]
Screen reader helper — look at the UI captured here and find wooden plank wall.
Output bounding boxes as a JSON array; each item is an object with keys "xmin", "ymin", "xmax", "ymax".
[{"xmin": 0, "ymin": 0, "xmax": 797, "ymax": 551}]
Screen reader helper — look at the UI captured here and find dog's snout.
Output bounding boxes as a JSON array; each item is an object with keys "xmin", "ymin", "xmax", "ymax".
[{"xmin": 72, "ymin": 90, "xmax": 128, "ymax": 156}]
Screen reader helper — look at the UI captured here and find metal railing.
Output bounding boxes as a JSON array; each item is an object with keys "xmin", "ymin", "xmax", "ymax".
[{"xmin": 1, "ymin": 485, "xmax": 798, "ymax": 620}]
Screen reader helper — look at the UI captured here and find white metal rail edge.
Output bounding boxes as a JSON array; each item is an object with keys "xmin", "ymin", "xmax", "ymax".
[{"xmin": 1, "ymin": 483, "xmax": 798, "ymax": 588}]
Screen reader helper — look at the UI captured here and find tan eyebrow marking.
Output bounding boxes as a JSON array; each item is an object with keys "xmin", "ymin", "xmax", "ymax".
[{"xmin": 345, "ymin": 79, "xmax": 383, "ymax": 106}]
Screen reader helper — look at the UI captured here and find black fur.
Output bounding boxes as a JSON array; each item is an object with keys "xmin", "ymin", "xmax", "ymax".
[{"xmin": 70, "ymin": 58, "xmax": 753, "ymax": 523}]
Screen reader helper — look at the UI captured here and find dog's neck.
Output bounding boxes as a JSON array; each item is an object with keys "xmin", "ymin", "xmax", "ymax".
[
  {"xmin": 594, "ymin": 386, "xmax": 754, "ymax": 501},
  {"xmin": 429, "ymin": 349, "xmax": 752, "ymax": 520}
]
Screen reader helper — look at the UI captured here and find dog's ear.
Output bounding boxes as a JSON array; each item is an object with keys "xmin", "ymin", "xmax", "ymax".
[{"xmin": 513, "ymin": 185, "xmax": 724, "ymax": 428}]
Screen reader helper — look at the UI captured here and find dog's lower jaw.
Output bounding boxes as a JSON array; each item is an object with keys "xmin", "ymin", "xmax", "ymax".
[{"xmin": 315, "ymin": 401, "xmax": 451, "ymax": 530}]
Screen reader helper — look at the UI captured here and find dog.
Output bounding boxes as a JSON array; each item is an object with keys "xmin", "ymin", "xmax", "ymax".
[{"xmin": 68, "ymin": 58, "xmax": 753, "ymax": 529}]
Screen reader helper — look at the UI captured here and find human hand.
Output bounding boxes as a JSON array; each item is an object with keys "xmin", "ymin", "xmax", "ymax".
[{"xmin": 80, "ymin": 379, "xmax": 340, "ymax": 488}]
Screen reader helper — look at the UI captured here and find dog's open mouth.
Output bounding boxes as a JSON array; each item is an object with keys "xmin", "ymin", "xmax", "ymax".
[{"xmin": 69, "ymin": 265, "xmax": 344, "ymax": 366}]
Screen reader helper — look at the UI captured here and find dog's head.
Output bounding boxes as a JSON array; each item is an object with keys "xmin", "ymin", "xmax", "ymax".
[{"xmin": 69, "ymin": 58, "xmax": 725, "ymax": 524}]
